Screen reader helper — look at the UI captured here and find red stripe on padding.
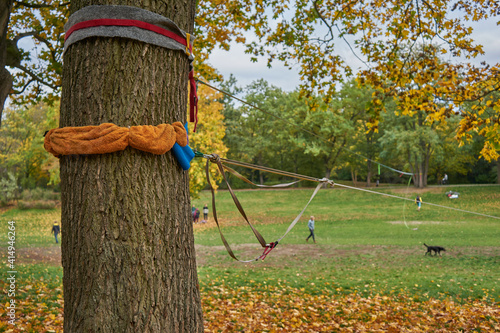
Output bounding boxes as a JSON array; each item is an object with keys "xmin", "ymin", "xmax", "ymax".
[{"xmin": 65, "ymin": 18, "xmax": 191, "ymax": 52}]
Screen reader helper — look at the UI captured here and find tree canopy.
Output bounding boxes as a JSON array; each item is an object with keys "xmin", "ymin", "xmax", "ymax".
[
  {"xmin": 2, "ymin": 0, "xmax": 499, "ymax": 160},
  {"xmin": 219, "ymin": 78, "xmax": 497, "ymax": 187}
]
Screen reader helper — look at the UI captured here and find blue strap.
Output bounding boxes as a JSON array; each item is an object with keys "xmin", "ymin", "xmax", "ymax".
[{"xmin": 171, "ymin": 123, "xmax": 194, "ymax": 170}]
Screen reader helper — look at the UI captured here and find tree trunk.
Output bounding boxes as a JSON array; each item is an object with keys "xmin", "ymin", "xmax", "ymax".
[
  {"xmin": 257, "ymin": 155, "xmax": 264, "ymax": 185},
  {"xmin": 324, "ymin": 161, "xmax": 331, "ymax": 180},
  {"xmin": 350, "ymin": 168, "xmax": 357, "ymax": 186},
  {"xmin": 497, "ymin": 157, "xmax": 500, "ymax": 184},
  {"xmin": 423, "ymin": 147, "xmax": 430, "ymax": 187},
  {"xmin": 60, "ymin": 0, "xmax": 202, "ymax": 332},
  {"xmin": 411, "ymin": 158, "xmax": 424, "ymax": 188},
  {"xmin": 0, "ymin": 0, "xmax": 14, "ymax": 126},
  {"xmin": 417, "ymin": 161, "xmax": 424, "ymax": 188},
  {"xmin": 366, "ymin": 159, "xmax": 372, "ymax": 187}
]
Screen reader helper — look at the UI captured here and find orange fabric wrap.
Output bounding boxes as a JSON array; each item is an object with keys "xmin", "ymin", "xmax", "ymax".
[
  {"xmin": 172, "ymin": 122, "xmax": 188, "ymax": 146},
  {"xmin": 44, "ymin": 122, "xmax": 187, "ymax": 157}
]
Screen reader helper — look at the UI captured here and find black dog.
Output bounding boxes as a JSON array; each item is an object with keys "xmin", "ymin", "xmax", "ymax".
[{"xmin": 424, "ymin": 243, "xmax": 446, "ymax": 256}]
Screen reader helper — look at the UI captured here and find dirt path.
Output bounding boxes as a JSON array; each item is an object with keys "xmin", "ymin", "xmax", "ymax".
[
  {"xmin": 16, "ymin": 243, "xmax": 499, "ymax": 268},
  {"xmin": 12, "ymin": 244, "xmax": 375, "ymax": 267},
  {"xmin": 13, "ymin": 246, "xmax": 62, "ymax": 266}
]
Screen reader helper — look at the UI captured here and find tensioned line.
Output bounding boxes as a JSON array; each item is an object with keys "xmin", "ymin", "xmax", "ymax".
[
  {"xmin": 333, "ymin": 183, "xmax": 500, "ymax": 220},
  {"xmin": 202, "ymin": 153, "xmax": 500, "ymax": 221}
]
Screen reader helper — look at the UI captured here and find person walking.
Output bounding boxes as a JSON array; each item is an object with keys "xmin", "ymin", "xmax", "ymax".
[
  {"xmin": 306, "ymin": 216, "xmax": 316, "ymax": 243},
  {"xmin": 415, "ymin": 195, "xmax": 423, "ymax": 211},
  {"xmin": 51, "ymin": 221, "xmax": 60, "ymax": 243},
  {"xmin": 203, "ymin": 203, "xmax": 209, "ymax": 222}
]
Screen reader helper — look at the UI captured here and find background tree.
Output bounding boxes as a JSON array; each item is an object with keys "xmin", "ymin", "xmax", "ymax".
[
  {"xmin": 59, "ymin": 0, "xmax": 202, "ymax": 331},
  {"xmin": 0, "ymin": 102, "xmax": 58, "ymax": 189},
  {"xmin": 293, "ymin": 88, "xmax": 368, "ymax": 180},
  {"xmin": 461, "ymin": 134, "xmax": 499, "ymax": 184},
  {"xmin": 234, "ymin": 80, "xmax": 295, "ymax": 184},
  {"xmin": 1, "ymin": 0, "xmax": 67, "ymax": 122},
  {"xmin": 272, "ymin": 90, "xmax": 322, "ymax": 181},
  {"xmin": 331, "ymin": 80, "xmax": 380, "ymax": 186},
  {"xmin": 459, "ymin": 90, "xmax": 500, "ymax": 181},
  {"xmin": 379, "ymin": 109, "xmax": 441, "ymax": 188},
  {"xmin": 427, "ymin": 116, "xmax": 476, "ymax": 185},
  {"xmin": 0, "ymin": 1, "xmax": 14, "ymax": 125},
  {"xmin": 221, "ymin": 80, "xmax": 324, "ymax": 186}
]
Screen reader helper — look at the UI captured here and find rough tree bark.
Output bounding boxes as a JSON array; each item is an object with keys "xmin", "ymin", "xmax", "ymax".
[
  {"xmin": 60, "ymin": 0, "xmax": 203, "ymax": 331},
  {"xmin": 497, "ymin": 157, "xmax": 500, "ymax": 184},
  {"xmin": 366, "ymin": 159, "xmax": 372, "ymax": 187},
  {"xmin": 0, "ymin": 0, "xmax": 14, "ymax": 126}
]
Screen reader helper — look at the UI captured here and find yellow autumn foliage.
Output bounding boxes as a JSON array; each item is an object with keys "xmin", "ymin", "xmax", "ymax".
[{"xmin": 187, "ymin": 84, "xmax": 228, "ymax": 198}]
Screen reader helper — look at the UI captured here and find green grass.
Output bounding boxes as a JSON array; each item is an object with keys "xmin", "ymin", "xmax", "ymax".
[
  {"xmin": 0, "ymin": 208, "xmax": 61, "ymax": 247},
  {"xmin": 193, "ymin": 185, "xmax": 500, "ymax": 302},
  {"xmin": 1, "ymin": 185, "xmax": 498, "ymax": 304},
  {"xmin": 192, "ymin": 186, "xmax": 500, "ymax": 247},
  {"xmin": 0, "ymin": 263, "xmax": 63, "ymax": 307},
  {"xmin": 198, "ymin": 248, "xmax": 499, "ymax": 302}
]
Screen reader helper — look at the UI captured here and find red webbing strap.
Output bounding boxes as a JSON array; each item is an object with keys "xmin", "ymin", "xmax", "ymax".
[
  {"xmin": 189, "ymin": 71, "xmax": 198, "ymax": 132},
  {"xmin": 205, "ymin": 155, "xmax": 269, "ymax": 263},
  {"xmin": 258, "ymin": 241, "xmax": 278, "ymax": 261}
]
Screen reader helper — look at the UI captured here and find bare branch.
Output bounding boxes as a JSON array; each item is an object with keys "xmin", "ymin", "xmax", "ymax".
[
  {"xmin": 312, "ymin": 0, "xmax": 335, "ymax": 42},
  {"xmin": 11, "ymin": 28, "xmax": 61, "ymax": 66},
  {"xmin": 12, "ymin": 64, "xmax": 59, "ymax": 90},
  {"xmin": 312, "ymin": 0, "xmax": 370, "ymax": 69},
  {"xmin": 10, "ymin": 77, "xmax": 36, "ymax": 95},
  {"xmin": 32, "ymin": 33, "xmax": 59, "ymax": 62},
  {"xmin": 13, "ymin": 30, "xmax": 39, "ymax": 42},
  {"xmin": 14, "ymin": 1, "xmax": 69, "ymax": 9}
]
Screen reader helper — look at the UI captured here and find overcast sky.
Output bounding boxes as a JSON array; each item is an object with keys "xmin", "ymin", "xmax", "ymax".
[{"xmin": 207, "ymin": 17, "xmax": 500, "ymax": 93}]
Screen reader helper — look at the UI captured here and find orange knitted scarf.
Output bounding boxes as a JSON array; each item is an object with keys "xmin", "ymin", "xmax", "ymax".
[{"xmin": 44, "ymin": 122, "xmax": 187, "ymax": 157}]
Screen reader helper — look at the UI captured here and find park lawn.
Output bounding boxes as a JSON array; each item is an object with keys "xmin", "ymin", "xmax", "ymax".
[
  {"xmin": 192, "ymin": 185, "xmax": 500, "ymax": 302},
  {"xmin": 0, "ymin": 208, "xmax": 61, "ymax": 248},
  {"xmin": 192, "ymin": 185, "xmax": 500, "ymax": 249},
  {"xmin": 1, "ymin": 185, "xmax": 499, "ymax": 331}
]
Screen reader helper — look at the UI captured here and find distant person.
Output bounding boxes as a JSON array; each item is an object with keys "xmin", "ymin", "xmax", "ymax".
[
  {"xmin": 415, "ymin": 195, "xmax": 423, "ymax": 211},
  {"xmin": 192, "ymin": 206, "xmax": 197, "ymax": 223},
  {"xmin": 306, "ymin": 216, "xmax": 316, "ymax": 243},
  {"xmin": 442, "ymin": 173, "xmax": 448, "ymax": 185},
  {"xmin": 51, "ymin": 221, "xmax": 60, "ymax": 243},
  {"xmin": 203, "ymin": 203, "xmax": 209, "ymax": 222},
  {"xmin": 194, "ymin": 208, "xmax": 200, "ymax": 223}
]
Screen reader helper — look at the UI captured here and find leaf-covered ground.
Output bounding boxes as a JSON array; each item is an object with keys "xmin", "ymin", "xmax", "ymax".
[
  {"xmin": 1, "ymin": 275, "xmax": 499, "ymax": 332},
  {"xmin": 202, "ymin": 280, "xmax": 499, "ymax": 332},
  {"xmin": 1, "ymin": 271, "xmax": 63, "ymax": 332},
  {"xmin": 1, "ymin": 186, "xmax": 499, "ymax": 332}
]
